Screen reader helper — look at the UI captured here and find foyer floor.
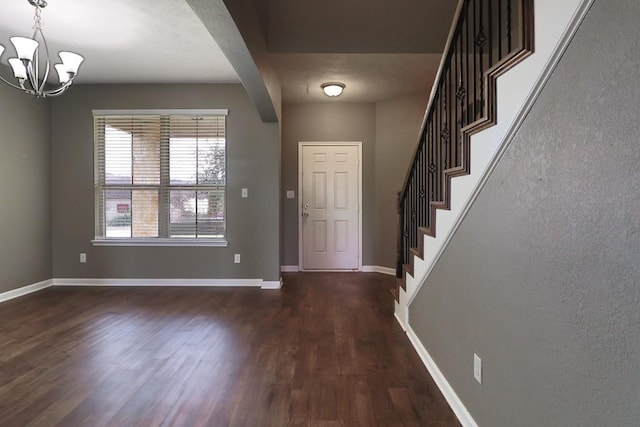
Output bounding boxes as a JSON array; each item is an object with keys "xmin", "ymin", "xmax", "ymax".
[{"xmin": 0, "ymin": 272, "xmax": 459, "ymax": 426}]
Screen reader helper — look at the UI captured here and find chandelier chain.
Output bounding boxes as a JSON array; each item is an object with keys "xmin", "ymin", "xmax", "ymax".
[{"xmin": 33, "ymin": 6, "xmax": 43, "ymax": 31}]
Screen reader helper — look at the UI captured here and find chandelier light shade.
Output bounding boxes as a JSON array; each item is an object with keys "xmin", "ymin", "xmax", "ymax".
[
  {"xmin": 0, "ymin": 0, "xmax": 84, "ymax": 98},
  {"xmin": 321, "ymin": 82, "xmax": 345, "ymax": 97}
]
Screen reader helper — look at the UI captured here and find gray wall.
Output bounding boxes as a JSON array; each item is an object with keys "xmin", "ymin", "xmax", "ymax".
[
  {"xmin": 281, "ymin": 95, "xmax": 428, "ymax": 269},
  {"xmin": 51, "ymin": 84, "xmax": 280, "ymax": 281},
  {"xmin": 281, "ymin": 102, "xmax": 376, "ymax": 266},
  {"xmin": 0, "ymin": 80, "xmax": 52, "ymax": 293},
  {"xmin": 375, "ymin": 93, "xmax": 427, "ymax": 267},
  {"xmin": 410, "ymin": 0, "xmax": 640, "ymax": 425}
]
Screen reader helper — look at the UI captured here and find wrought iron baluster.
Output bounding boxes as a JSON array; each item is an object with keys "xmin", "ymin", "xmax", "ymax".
[
  {"xmin": 498, "ymin": 0, "xmax": 503, "ymax": 58},
  {"xmin": 442, "ymin": 78, "xmax": 449, "ymax": 170},
  {"xmin": 404, "ymin": 195, "xmax": 409, "ymax": 269},
  {"xmin": 417, "ymin": 144, "xmax": 422, "ymax": 230},
  {"xmin": 471, "ymin": 0, "xmax": 478, "ymax": 121},
  {"xmin": 396, "ymin": 193, "xmax": 404, "ymax": 278},
  {"xmin": 477, "ymin": 0, "xmax": 486, "ymax": 116},
  {"xmin": 420, "ymin": 138, "xmax": 426, "ymax": 228},
  {"xmin": 507, "ymin": 0, "xmax": 513, "ymax": 52},
  {"xmin": 488, "ymin": 0, "xmax": 494, "ymax": 67}
]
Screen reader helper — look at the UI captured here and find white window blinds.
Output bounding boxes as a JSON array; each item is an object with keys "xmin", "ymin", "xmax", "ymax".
[{"xmin": 94, "ymin": 110, "xmax": 227, "ymax": 242}]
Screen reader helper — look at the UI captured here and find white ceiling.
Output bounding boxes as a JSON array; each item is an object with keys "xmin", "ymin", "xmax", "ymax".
[
  {"xmin": 0, "ymin": 0, "xmax": 240, "ymax": 84},
  {"xmin": 0, "ymin": 0, "xmax": 455, "ymax": 104}
]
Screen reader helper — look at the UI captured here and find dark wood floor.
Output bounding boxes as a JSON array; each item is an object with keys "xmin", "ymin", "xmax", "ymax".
[{"xmin": 0, "ymin": 273, "xmax": 458, "ymax": 426}]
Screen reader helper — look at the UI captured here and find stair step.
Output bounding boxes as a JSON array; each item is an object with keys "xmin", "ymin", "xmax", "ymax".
[
  {"xmin": 402, "ymin": 263, "xmax": 413, "ymax": 277},
  {"xmin": 389, "ymin": 286, "xmax": 399, "ymax": 302},
  {"xmin": 410, "ymin": 247, "xmax": 422, "ymax": 259},
  {"xmin": 396, "ymin": 277, "xmax": 406, "ymax": 291}
]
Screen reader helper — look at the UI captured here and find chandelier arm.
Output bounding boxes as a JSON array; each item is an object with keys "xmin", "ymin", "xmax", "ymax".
[
  {"xmin": 24, "ymin": 60, "xmax": 39, "ymax": 94},
  {"xmin": 0, "ymin": 74, "xmax": 27, "ymax": 91},
  {"xmin": 36, "ymin": 28, "xmax": 51, "ymax": 93},
  {"xmin": 42, "ymin": 79, "xmax": 73, "ymax": 97},
  {"xmin": 17, "ymin": 78, "xmax": 37, "ymax": 97}
]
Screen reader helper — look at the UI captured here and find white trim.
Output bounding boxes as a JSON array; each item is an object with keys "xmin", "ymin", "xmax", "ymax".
[
  {"xmin": 53, "ymin": 278, "xmax": 264, "ymax": 287},
  {"xmin": 394, "ymin": 311, "xmax": 406, "ymax": 332},
  {"xmin": 280, "ymin": 265, "xmax": 299, "ymax": 272},
  {"xmin": 298, "ymin": 142, "xmax": 363, "ymax": 272},
  {"xmin": 362, "ymin": 265, "xmax": 395, "ymax": 276},
  {"xmin": 92, "ymin": 109, "xmax": 229, "ymax": 116},
  {"xmin": 91, "ymin": 238, "xmax": 228, "ymax": 247},
  {"xmin": 406, "ymin": 325, "xmax": 478, "ymax": 427},
  {"xmin": 261, "ymin": 279, "xmax": 283, "ymax": 290},
  {"xmin": 0, "ymin": 279, "xmax": 53, "ymax": 304}
]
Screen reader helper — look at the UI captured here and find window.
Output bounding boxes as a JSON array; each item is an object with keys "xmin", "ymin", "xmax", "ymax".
[{"xmin": 93, "ymin": 110, "xmax": 228, "ymax": 246}]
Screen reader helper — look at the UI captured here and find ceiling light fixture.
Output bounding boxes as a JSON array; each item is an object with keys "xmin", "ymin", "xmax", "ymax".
[
  {"xmin": 0, "ymin": 0, "xmax": 84, "ymax": 98},
  {"xmin": 321, "ymin": 82, "xmax": 345, "ymax": 97}
]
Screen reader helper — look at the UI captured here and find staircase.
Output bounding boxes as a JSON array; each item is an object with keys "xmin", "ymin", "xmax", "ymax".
[
  {"xmin": 391, "ymin": 1, "xmax": 596, "ymax": 424},
  {"xmin": 393, "ymin": 0, "xmax": 594, "ymax": 328},
  {"xmin": 395, "ymin": 0, "xmax": 534, "ymax": 300}
]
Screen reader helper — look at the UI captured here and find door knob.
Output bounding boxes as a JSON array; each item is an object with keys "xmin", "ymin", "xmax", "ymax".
[{"xmin": 302, "ymin": 212, "xmax": 309, "ymax": 217}]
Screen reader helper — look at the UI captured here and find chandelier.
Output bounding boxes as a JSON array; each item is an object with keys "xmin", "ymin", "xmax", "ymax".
[{"xmin": 0, "ymin": 0, "xmax": 84, "ymax": 98}]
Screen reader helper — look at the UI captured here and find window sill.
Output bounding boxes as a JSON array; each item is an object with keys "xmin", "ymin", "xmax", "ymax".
[{"xmin": 91, "ymin": 238, "xmax": 228, "ymax": 247}]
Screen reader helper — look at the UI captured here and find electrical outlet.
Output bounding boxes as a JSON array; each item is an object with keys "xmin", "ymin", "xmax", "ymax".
[
  {"xmin": 286, "ymin": 190, "xmax": 295, "ymax": 199},
  {"xmin": 241, "ymin": 188, "xmax": 248, "ymax": 198},
  {"xmin": 80, "ymin": 253, "xmax": 87, "ymax": 263},
  {"xmin": 474, "ymin": 353, "xmax": 482, "ymax": 384},
  {"xmin": 234, "ymin": 254, "xmax": 241, "ymax": 263}
]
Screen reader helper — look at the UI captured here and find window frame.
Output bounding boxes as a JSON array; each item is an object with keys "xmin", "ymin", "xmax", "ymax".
[{"xmin": 91, "ymin": 109, "xmax": 229, "ymax": 247}]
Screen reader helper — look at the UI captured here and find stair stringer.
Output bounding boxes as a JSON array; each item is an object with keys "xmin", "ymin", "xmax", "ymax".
[{"xmin": 395, "ymin": 0, "xmax": 596, "ymax": 331}]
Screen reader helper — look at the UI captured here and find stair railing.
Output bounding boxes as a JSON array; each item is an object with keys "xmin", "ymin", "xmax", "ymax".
[{"xmin": 396, "ymin": 0, "xmax": 534, "ymax": 292}]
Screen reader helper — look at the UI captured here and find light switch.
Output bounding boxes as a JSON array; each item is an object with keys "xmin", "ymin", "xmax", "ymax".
[
  {"xmin": 286, "ymin": 190, "xmax": 295, "ymax": 199},
  {"xmin": 241, "ymin": 188, "xmax": 248, "ymax": 198}
]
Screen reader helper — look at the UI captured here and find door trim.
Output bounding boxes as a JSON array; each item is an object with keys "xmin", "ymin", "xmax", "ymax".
[{"xmin": 298, "ymin": 142, "xmax": 363, "ymax": 271}]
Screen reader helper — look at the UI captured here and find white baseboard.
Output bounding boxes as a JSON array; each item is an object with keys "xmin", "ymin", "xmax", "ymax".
[
  {"xmin": 53, "ymin": 278, "xmax": 265, "ymax": 287},
  {"xmin": 406, "ymin": 325, "xmax": 478, "ymax": 427},
  {"xmin": 261, "ymin": 278, "xmax": 283, "ymax": 290},
  {"xmin": 394, "ymin": 311, "xmax": 406, "ymax": 332},
  {"xmin": 280, "ymin": 265, "xmax": 299, "ymax": 272},
  {"xmin": 362, "ymin": 265, "xmax": 395, "ymax": 276},
  {"xmin": 0, "ymin": 279, "xmax": 53, "ymax": 304}
]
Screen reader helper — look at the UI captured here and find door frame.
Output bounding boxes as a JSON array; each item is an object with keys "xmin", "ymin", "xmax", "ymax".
[{"xmin": 298, "ymin": 142, "xmax": 363, "ymax": 272}]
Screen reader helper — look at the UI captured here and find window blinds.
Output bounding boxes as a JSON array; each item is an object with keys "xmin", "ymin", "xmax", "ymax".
[{"xmin": 94, "ymin": 111, "xmax": 227, "ymax": 241}]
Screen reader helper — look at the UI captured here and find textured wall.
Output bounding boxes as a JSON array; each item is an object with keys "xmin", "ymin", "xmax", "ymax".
[
  {"xmin": 0, "ymin": 82, "xmax": 51, "ymax": 292},
  {"xmin": 410, "ymin": 0, "xmax": 640, "ymax": 425},
  {"xmin": 281, "ymin": 102, "xmax": 376, "ymax": 266},
  {"xmin": 51, "ymin": 84, "xmax": 280, "ymax": 281},
  {"xmin": 375, "ymin": 93, "xmax": 427, "ymax": 267}
]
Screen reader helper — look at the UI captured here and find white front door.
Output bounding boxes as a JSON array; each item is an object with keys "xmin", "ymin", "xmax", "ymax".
[{"xmin": 300, "ymin": 144, "xmax": 360, "ymax": 270}]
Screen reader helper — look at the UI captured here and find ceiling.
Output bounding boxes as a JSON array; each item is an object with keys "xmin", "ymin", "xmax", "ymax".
[
  {"xmin": 0, "ymin": 0, "xmax": 239, "ymax": 84},
  {"xmin": 270, "ymin": 54, "xmax": 443, "ymax": 103},
  {"xmin": 0, "ymin": 0, "xmax": 457, "ymax": 103}
]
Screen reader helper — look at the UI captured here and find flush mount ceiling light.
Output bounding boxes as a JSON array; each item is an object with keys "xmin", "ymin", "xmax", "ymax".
[
  {"xmin": 0, "ymin": 0, "xmax": 84, "ymax": 98},
  {"xmin": 321, "ymin": 82, "xmax": 345, "ymax": 97}
]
